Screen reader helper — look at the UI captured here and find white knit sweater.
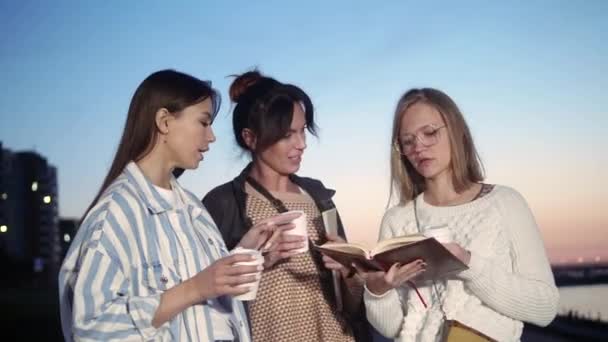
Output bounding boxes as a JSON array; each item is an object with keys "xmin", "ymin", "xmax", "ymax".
[{"xmin": 364, "ymin": 185, "xmax": 559, "ymax": 342}]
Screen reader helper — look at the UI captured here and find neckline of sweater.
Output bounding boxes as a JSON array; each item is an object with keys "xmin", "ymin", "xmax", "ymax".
[{"xmin": 414, "ymin": 184, "xmax": 503, "ymax": 217}]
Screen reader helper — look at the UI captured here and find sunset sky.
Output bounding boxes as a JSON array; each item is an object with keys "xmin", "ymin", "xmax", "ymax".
[{"xmin": 1, "ymin": 1, "xmax": 606, "ymax": 265}]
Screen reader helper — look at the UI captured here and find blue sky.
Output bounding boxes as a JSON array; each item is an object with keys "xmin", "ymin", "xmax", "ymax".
[{"xmin": 1, "ymin": 0, "xmax": 606, "ymax": 264}]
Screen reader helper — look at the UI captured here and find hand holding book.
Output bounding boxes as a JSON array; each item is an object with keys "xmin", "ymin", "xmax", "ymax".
[
  {"xmin": 321, "ymin": 233, "xmax": 353, "ymax": 278},
  {"xmin": 314, "ymin": 233, "xmax": 468, "ymax": 282},
  {"xmin": 353, "ymin": 259, "xmax": 427, "ymax": 296}
]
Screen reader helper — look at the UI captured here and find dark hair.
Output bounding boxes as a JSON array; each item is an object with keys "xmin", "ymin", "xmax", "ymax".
[
  {"xmin": 389, "ymin": 88, "xmax": 484, "ymax": 204},
  {"xmin": 172, "ymin": 167, "xmax": 185, "ymax": 178},
  {"xmin": 83, "ymin": 69, "xmax": 220, "ymax": 220},
  {"xmin": 229, "ymin": 70, "xmax": 317, "ymax": 151}
]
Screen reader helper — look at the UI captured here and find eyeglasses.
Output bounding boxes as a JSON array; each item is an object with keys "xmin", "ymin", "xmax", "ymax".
[{"xmin": 395, "ymin": 124, "xmax": 446, "ymax": 154}]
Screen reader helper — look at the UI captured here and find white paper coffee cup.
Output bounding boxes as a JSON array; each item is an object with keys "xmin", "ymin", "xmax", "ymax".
[
  {"xmin": 423, "ymin": 226, "xmax": 453, "ymax": 243},
  {"xmin": 281, "ymin": 210, "xmax": 308, "ymax": 253},
  {"xmin": 229, "ymin": 247, "xmax": 264, "ymax": 301}
]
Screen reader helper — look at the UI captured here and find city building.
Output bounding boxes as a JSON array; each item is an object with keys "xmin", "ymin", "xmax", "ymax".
[
  {"xmin": 0, "ymin": 142, "xmax": 61, "ymax": 286},
  {"xmin": 59, "ymin": 218, "xmax": 78, "ymax": 260}
]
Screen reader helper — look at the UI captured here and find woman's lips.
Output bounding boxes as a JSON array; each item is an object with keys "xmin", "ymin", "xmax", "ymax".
[{"xmin": 417, "ymin": 157, "xmax": 433, "ymax": 167}]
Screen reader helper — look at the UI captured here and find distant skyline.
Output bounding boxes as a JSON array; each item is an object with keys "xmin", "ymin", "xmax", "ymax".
[{"xmin": 1, "ymin": 1, "xmax": 606, "ymax": 265}]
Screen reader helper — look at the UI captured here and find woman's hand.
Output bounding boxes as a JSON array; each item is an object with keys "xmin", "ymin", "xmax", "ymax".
[
  {"xmin": 262, "ymin": 232, "xmax": 307, "ymax": 268},
  {"xmin": 261, "ymin": 217, "xmax": 307, "ymax": 268},
  {"xmin": 153, "ymin": 252, "xmax": 263, "ymax": 328},
  {"xmin": 442, "ymin": 243, "xmax": 471, "ymax": 265},
  {"xmin": 236, "ymin": 211, "xmax": 301, "ymax": 250},
  {"xmin": 237, "ymin": 211, "xmax": 307, "ymax": 268},
  {"xmin": 321, "ymin": 233, "xmax": 354, "ymax": 278},
  {"xmin": 188, "ymin": 253, "xmax": 263, "ymax": 302},
  {"xmin": 354, "ymin": 260, "xmax": 426, "ymax": 296}
]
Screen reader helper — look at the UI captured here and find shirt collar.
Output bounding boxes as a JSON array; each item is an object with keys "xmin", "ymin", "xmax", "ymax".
[{"xmin": 124, "ymin": 162, "xmax": 199, "ymax": 214}]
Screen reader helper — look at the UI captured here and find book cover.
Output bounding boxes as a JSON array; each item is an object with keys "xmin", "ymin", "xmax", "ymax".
[
  {"xmin": 321, "ymin": 208, "xmax": 343, "ymax": 311},
  {"xmin": 314, "ymin": 235, "xmax": 468, "ymax": 281}
]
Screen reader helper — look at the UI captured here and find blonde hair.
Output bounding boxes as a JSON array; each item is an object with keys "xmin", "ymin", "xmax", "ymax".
[{"xmin": 388, "ymin": 88, "xmax": 484, "ymax": 205}]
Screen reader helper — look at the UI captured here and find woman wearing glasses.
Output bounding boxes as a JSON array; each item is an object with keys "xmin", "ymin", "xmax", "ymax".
[{"xmin": 357, "ymin": 88, "xmax": 559, "ymax": 341}]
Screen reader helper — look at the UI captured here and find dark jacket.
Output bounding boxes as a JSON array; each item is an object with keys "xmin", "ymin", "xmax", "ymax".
[{"xmin": 202, "ymin": 163, "xmax": 372, "ymax": 342}]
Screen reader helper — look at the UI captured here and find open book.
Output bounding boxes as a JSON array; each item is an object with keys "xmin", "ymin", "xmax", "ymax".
[{"xmin": 314, "ymin": 234, "xmax": 468, "ymax": 281}]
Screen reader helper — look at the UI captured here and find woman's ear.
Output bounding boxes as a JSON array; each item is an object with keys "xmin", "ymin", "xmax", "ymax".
[
  {"xmin": 242, "ymin": 128, "xmax": 257, "ymax": 150},
  {"xmin": 155, "ymin": 108, "xmax": 172, "ymax": 135}
]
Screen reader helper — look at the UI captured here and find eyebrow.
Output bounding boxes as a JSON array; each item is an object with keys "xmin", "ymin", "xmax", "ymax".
[
  {"xmin": 200, "ymin": 112, "xmax": 212, "ymax": 120},
  {"xmin": 289, "ymin": 124, "xmax": 308, "ymax": 132},
  {"xmin": 399, "ymin": 123, "xmax": 441, "ymax": 138},
  {"xmin": 402, "ymin": 123, "xmax": 442, "ymax": 135}
]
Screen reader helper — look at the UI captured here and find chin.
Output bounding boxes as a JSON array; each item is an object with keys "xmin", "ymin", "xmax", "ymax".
[
  {"xmin": 420, "ymin": 166, "xmax": 450, "ymax": 180},
  {"xmin": 182, "ymin": 160, "xmax": 200, "ymax": 170},
  {"xmin": 280, "ymin": 164, "xmax": 300, "ymax": 175},
  {"xmin": 414, "ymin": 165, "xmax": 436, "ymax": 178},
  {"xmin": 290, "ymin": 163, "xmax": 302, "ymax": 174}
]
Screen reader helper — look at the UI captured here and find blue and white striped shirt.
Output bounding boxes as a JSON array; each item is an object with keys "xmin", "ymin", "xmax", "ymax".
[{"xmin": 58, "ymin": 162, "xmax": 251, "ymax": 341}]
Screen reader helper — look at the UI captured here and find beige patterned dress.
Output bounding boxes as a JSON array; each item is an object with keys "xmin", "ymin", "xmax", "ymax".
[{"xmin": 245, "ymin": 184, "xmax": 356, "ymax": 342}]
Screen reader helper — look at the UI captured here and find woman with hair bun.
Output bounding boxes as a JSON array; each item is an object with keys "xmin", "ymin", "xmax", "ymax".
[{"xmin": 203, "ymin": 70, "xmax": 371, "ymax": 342}]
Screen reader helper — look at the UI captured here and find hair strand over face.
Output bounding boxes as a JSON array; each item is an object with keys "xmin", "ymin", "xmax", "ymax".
[
  {"xmin": 228, "ymin": 70, "xmax": 318, "ymax": 154},
  {"xmin": 388, "ymin": 88, "xmax": 484, "ymax": 206}
]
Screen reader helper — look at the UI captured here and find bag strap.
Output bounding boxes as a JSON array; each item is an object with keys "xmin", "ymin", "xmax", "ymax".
[
  {"xmin": 245, "ymin": 176, "xmax": 290, "ymax": 213},
  {"xmin": 246, "ymin": 175, "xmax": 344, "ymax": 311},
  {"xmin": 413, "ymin": 198, "xmax": 448, "ymax": 316},
  {"xmin": 414, "ymin": 196, "xmax": 496, "ymax": 342}
]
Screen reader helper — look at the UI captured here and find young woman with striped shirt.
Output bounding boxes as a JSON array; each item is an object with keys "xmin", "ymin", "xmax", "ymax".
[{"xmin": 58, "ymin": 69, "xmax": 298, "ymax": 342}]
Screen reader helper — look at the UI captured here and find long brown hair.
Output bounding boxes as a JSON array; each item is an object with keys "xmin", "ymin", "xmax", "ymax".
[
  {"xmin": 82, "ymin": 69, "xmax": 220, "ymax": 221},
  {"xmin": 389, "ymin": 88, "xmax": 484, "ymax": 205}
]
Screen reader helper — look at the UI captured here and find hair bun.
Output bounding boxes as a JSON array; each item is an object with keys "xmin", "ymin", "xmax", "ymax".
[{"xmin": 229, "ymin": 70, "xmax": 263, "ymax": 103}]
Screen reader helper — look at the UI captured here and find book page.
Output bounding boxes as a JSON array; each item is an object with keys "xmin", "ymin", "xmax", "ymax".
[
  {"xmin": 314, "ymin": 243, "xmax": 385, "ymax": 271},
  {"xmin": 372, "ymin": 234, "xmax": 427, "ymax": 255},
  {"xmin": 372, "ymin": 238, "xmax": 468, "ymax": 279},
  {"xmin": 316, "ymin": 242, "xmax": 370, "ymax": 259}
]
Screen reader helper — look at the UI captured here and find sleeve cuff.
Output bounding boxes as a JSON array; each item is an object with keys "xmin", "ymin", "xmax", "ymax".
[
  {"xmin": 363, "ymin": 285, "xmax": 405, "ymax": 337},
  {"xmin": 128, "ymin": 293, "xmax": 169, "ymax": 339},
  {"xmin": 364, "ymin": 284, "xmax": 400, "ymax": 301},
  {"xmin": 457, "ymin": 251, "xmax": 488, "ymax": 281}
]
